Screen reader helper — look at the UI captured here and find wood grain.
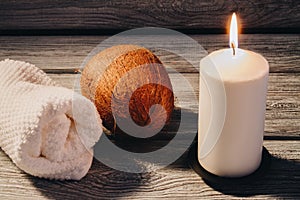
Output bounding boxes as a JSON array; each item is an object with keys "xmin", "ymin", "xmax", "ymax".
[
  {"xmin": 0, "ymin": 140, "xmax": 299, "ymax": 199},
  {"xmin": 0, "ymin": 0, "xmax": 299, "ymax": 32},
  {"xmin": 47, "ymin": 73, "xmax": 300, "ymax": 138},
  {"xmin": 0, "ymin": 33, "xmax": 299, "ymax": 199},
  {"xmin": 0, "ymin": 34, "xmax": 299, "ymax": 73}
]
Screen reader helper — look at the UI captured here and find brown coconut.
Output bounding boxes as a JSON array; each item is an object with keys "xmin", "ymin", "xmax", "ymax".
[{"xmin": 80, "ymin": 45, "xmax": 174, "ymax": 136}]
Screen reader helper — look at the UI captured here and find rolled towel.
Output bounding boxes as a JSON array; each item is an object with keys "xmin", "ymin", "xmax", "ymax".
[{"xmin": 0, "ymin": 59, "xmax": 102, "ymax": 180}]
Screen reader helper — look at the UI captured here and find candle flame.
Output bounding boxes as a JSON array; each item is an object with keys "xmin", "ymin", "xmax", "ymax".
[{"xmin": 229, "ymin": 13, "xmax": 238, "ymax": 51}]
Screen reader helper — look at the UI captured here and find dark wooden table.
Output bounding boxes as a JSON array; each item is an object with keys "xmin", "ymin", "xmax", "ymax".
[{"xmin": 0, "ymin": 1, "xmax": 299, "ymax": 199}]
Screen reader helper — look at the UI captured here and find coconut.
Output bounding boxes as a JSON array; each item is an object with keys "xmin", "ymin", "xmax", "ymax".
[{"xmin": 80, "ymin": 45, "xmax": 174, "ymax": 137}]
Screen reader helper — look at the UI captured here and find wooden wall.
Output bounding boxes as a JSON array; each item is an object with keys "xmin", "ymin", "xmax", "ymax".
[{"xmin": 0, "ymin": 0, "xmax": 299, "ymax": 34}]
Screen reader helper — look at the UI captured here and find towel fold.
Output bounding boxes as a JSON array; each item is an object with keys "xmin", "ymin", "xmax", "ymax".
[{"xmin": 0, "ymin": 59, "xmax": 102, "ymax": 180}]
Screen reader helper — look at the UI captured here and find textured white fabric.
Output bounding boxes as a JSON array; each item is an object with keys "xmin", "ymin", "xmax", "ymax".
[{"xmin": 0, "ymin": 59, "xmax": 102, "ymax": 180}]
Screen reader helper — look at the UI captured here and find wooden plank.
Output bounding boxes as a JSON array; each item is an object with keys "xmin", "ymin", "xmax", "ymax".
[
  {"xmin": 0, "ymin": 140, "xmax": 299, "ymax": 199},
  {"xmin": 0, "ymin": 34, "xmax": 299, "ymax": 73},
  {"xmin": 48, "ymin": 73, "xmax": 300, "ymax": 138},
  {"xmin": 0, "ymin": 0, "xmax": 299, "ymax": 31}
]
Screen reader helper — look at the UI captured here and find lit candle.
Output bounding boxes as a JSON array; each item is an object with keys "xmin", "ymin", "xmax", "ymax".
[{"xmin": 198, "ymin": 13, "xmax": 269, "ymax": 177}]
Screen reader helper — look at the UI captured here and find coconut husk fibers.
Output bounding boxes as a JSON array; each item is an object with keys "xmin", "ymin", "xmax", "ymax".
[{"xmin": 81, "ymin": 45, "xmax": 174, "ymax": 136}]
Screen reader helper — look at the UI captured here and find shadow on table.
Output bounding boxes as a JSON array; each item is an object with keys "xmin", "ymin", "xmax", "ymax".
[
  {"xmin": 28, "ymin": 148, "xmax": 300, "ymax": 199},
  {"xmin": 110, "ymin": 107, "xmax": 197, "ymax": 153},
  {"xmin": 29, "ymin": 158, "xmax": 149, "ymax": 199},
  {"xmin": 203, "ymin": 155, "xmax": 300, "ymax": 198}
]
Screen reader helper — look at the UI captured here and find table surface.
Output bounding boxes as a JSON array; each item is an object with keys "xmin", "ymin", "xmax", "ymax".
[{"xmin": 0, "ymin": 34, "xmax": 299, "ymax": 199}]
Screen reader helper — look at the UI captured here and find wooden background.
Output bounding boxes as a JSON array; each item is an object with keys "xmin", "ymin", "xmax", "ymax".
[
  {"xmin": 0, "ymin": 0, "xmax": 299, "ymax": 33},
  {"xmin": 0, "ymin": 0, "xmax": 299, "ymax": 199}
]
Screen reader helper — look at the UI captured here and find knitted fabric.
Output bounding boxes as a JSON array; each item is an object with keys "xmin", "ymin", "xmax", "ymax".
[{"xmin": 0, "ymin": 59, "xmax": 102, "ymax": 180}]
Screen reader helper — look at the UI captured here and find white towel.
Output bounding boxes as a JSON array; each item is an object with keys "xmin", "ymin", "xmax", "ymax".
[{"xmin": 0, "ymin": 59, "xmax": 102, "ymax": 180}]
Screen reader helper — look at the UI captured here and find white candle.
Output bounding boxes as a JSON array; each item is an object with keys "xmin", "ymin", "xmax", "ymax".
[{"xmin": 198, "ymin": 13, "xmax": 269, "ymax": 177}]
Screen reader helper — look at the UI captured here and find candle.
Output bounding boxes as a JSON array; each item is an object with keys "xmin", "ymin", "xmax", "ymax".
[{"xmin": 198, "ymin": 13, "xmax": 269, "ymax": 177}]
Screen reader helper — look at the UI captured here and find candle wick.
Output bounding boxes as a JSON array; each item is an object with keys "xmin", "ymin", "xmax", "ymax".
[{"xmin": 231, "ymin": 42, "xmax": 236, "ymax": 56}]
